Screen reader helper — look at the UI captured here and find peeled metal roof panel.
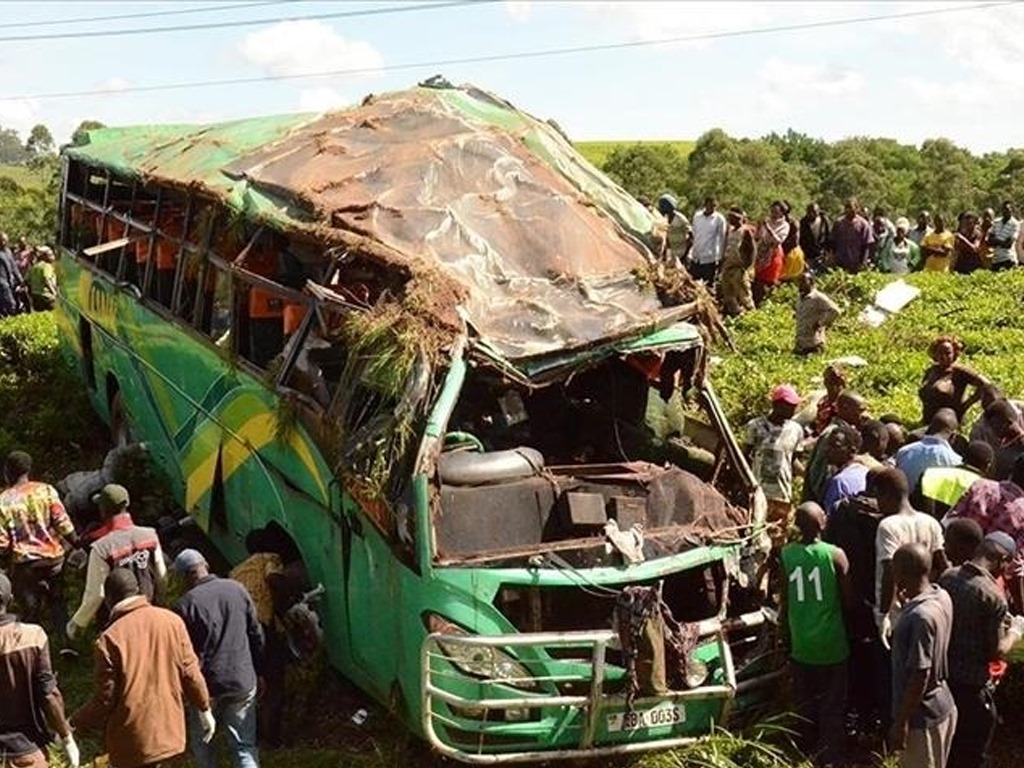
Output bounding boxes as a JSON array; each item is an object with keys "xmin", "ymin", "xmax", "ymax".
[{"xmin": 66, "ymin": 84, "xmax": 677, "ymax": 361}]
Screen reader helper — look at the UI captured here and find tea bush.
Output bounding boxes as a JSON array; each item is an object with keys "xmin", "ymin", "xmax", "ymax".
[{"xmin": 710, "ymin": 269, "xmax": 1024, "ymax": 429}]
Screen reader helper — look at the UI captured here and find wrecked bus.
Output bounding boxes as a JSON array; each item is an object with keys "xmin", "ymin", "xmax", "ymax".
[{"xmin": 54, "ymin": 82, "xmax": 782, "ymax": 761}]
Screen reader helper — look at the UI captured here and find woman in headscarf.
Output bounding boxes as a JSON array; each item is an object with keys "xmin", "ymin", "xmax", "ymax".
[
  {"xmin": 918, "ymin": 335, "xmax": 988, "ymax": 424},
  {"xmin": 753, "ymin": 200, "xmax": 790, "ymax": 305},
  {"xmin": 877, "ymin": 217, "xmax": 920, "ymax": 274}
]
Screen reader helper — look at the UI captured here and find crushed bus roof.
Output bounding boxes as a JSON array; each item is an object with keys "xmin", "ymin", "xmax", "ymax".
[{"xmin": 64, "ymin": 82, "xmax": 683, "ymax": 361}]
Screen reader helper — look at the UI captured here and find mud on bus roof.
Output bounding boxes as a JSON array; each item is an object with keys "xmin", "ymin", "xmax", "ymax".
[{"xmin": 64, "ymin": 80, "xmax": 706, "ymax": 365}]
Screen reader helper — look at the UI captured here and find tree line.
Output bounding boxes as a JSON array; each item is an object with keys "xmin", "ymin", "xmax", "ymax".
[
  {"xmin": 0, "ymin": 121, "xmax": 106, "ymax": 243},
  {"xmin": 602, "ymin": 129, "xmax": 1024, "ymax": 221}
]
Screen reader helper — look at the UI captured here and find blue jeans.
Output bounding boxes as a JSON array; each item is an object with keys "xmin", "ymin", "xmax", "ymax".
[{"xmin": 188, "ymin": 688, "xmax": 260, "ymax": 768}]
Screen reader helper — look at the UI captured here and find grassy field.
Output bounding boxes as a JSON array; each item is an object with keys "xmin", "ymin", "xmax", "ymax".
[
  {"xmin": 710, "ymin": 268, "xmax": 1024, "ymax": 429},
  {"xmin": 575, "ymin": 140, "xmax": 695, "ymax": 168},
  {"xmin": 0, "ymin": 163, "xmax": 47, "ymax": 189}
]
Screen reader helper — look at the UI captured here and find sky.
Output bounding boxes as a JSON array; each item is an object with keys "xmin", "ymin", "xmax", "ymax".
[{"xmin": 1, "ymin": 0, "xmax": 1023, "ymax": 153}]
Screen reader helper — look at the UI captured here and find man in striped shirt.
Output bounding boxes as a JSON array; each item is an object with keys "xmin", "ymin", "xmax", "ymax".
[
  {"xmin": 0, "ymin": 451, "xmax": 77, "ymax": 631},
  {"xmin": 987, "ymin": 201, "xmax": 1019, "ymax": 271}
]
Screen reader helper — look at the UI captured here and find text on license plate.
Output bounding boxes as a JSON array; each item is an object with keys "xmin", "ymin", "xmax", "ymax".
[{"xmin": 606, "ymin": 702, "xmax": 686, "ymax": 732}]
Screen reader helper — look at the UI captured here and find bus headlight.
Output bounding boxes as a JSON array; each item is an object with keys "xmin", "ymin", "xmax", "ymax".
[{"xmin": 426, "ymin": 614, "xmax": 537, "ymax": 690}]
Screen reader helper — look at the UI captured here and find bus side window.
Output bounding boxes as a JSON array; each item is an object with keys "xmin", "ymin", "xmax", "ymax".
[
  {"xmin": 175, "ymin": 253, "xmax": 202, "ymax": 324},
  {"xmin": 127, "ymin": 221, "xmax": 149, "ymax": 288},
  {"xmin": 199, "ymin": 266, "xmax": 232, "ymax": 348},
  {"xmin": 150, "ymin": 211, "xmax": 183, "ymax": 308}
]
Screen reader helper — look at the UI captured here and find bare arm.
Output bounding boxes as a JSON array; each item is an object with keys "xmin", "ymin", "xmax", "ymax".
[
  {"xmin": 889, "ymin": 670, "xmax": 928, "ymax": 750},
  {"xmin": 42, "ymin": 690, "xmax": 72, "ymax": 739},
  {"xmin": 833, "ymin": 547, "xmax": 854, "ymax": 614},
  {"xmin": 879, "ymin": 560, "xmax": 895, "ymax": 615}
]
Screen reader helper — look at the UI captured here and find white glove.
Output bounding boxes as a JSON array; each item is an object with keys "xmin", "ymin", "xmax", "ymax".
[
  {"xmin": 65, "ymin": 620, "xmax": 81, "ymax": 642},
  {"xmin": 61, "ymin": 733, "xmax": 80, "ymax": 768},
  {"xmin": 1008, "ymin": 614, "xmax": 1024, "ymax": 643},
  {"xmin": 875, "ymin": 608, "xmax": 897, "ymax": 650},
  {"xmin": 198, "ymin": 709, "xmax": 216, "ymax": 743}
]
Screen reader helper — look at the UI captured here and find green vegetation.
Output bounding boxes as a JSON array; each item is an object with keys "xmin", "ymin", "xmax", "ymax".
[
  {"xmin": 0, "ymin": 163, "xmax": 47, "ymax": 190},
  {"xmin": 0, "ymin": 158, "xmax": 59, "ymax": 243},
  {"xmin": 575, "ymin": 140, "xmax": 695, "ymax": 169},
  {"xmin": 577, "ymin": 130, "xmax": 1024, "ymax": 223},
  {"xmin": 710, "ymin": 269, "xmax": 1024, "ymax": 429},
  {"xmin": 0, "ymin": 312, "xmax": 106, "ymax": 480}
]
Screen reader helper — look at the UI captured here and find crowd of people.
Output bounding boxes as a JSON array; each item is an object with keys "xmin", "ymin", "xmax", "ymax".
[
  {"xmin": 651, "ymin": 195, "xmax": 1023, "ymax": 319},
  {"xmin": 0, "ymin": 450, "xmax": 312, "ymax": 768},
  {"xmin": 0, "ymin": 233, "xmax": 58, "ymax": 316},
  {"xmin": 744, "ymin": 337, "xmax": 1024, "ymax": 768}
]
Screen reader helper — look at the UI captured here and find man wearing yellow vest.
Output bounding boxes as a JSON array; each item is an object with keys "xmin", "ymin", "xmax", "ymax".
[
  {"xmin": 921, "ymin": 441, "xmax": 993, "ymax": 520},
  {"xmin": 780, "ymin": 502, "xmax": 852, "ymax": 766}
]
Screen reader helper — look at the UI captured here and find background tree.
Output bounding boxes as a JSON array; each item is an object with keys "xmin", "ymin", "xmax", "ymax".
[
  {"xmin": 682, "ymin": 129, "xmax": 810, "ymax": 218},
  {"xmin": 602, "ymin": 143, "xmax": 688, "ymax": 203},
  {"xmin": 0, "ymin": 127, "xmax": 29, "ymax": 165},
  {"xmin": 25, "ymin": 124, "xmax": 54, "ymax": 157},
  {"xmin": 911, "ymin": 138, "xmax": 983, "ymax": 217}
]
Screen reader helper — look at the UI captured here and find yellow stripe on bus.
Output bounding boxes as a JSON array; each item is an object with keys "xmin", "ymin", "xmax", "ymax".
[{"xmin": 183, "ymin": 410, "xmax": 330, "ymax": 512}]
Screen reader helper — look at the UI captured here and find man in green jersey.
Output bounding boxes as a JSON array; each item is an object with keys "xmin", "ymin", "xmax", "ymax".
[{"xmin": 781, "ymin": 502, "xmax": 852, "ymax": 766}]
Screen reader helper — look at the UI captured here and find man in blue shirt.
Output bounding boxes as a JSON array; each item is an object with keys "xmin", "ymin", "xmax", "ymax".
[
  {"xmin": 822, "ymin": 424, "xmax": 870, "ymax": 515},
  {"xmin": 895, "ymin": 408, "xmax": 962, "ymax": 501},
  {"xmin": 175, "ymin": 549, "xmax": 265, "ymax": 768}
]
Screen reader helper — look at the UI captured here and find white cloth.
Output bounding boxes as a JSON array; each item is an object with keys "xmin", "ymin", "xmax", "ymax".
[
  {"xmin": 690, "ymin": 210, "xmax": 727, "ymax": 265},
  {"xmin": 874, "ymin": 511, "xmax": 944, "ymax": 606},
  {"xmin": 990, "ymin": 216, "xmax": 1020, "ymax": 265}
]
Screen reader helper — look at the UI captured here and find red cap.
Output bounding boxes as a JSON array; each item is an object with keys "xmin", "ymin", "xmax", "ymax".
[{"xmin": 771, "ymin": 384, "xmax": 801, "ymax": 405}]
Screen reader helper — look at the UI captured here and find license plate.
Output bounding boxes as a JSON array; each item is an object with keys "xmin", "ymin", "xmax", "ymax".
[{"xmin": 606, "ymin": 702, "xmax": 686, "ymax": 732}]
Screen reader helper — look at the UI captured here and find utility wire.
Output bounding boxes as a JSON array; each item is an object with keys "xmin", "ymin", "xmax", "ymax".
[
  {"xmin": 0, "ymin": 1, "xmax": 286, "ymax": 30},
  {"xmin": 0, "ymin": 0, "xmax": 494, "ymax": 43},
  {"xmin": 5, "ymin": 0, "xmax": 1011, "ymax": 102}
]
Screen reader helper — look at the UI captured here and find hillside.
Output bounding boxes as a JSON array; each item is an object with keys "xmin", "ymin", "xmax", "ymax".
[
  {"xmin": 0, "ymin": 163, "xmax": 46, "ymax": 189},
  {"xmin": 575, "ymin": 140, "xmax": 695, "ymax": 168}
]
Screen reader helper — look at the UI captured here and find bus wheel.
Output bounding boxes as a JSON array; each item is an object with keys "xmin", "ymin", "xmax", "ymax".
[{"xmin": 110, "ymin": 391, "xmax": 133, "ymax": 447}]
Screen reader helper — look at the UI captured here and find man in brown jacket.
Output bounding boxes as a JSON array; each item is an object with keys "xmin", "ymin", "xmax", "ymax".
[{"xmin": 72, "ymin": 568, "xmax": 216, "ymax": 768}]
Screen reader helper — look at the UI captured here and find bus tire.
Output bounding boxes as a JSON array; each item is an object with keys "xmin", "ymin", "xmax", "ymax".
[{"xmin": 110, "ymin": 391, "xmax": 133, "ymax": 447}]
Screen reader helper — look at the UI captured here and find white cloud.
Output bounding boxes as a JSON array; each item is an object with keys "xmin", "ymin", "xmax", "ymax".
[
  {"xmin": 578, "ymin": 2, "xmax": 873, "ymax": 49},
  {"xmin": 755, "ymin": 57, "xmax": 865, "ymax": 113},
  {"xmin": 237, "ymin": 20, "xmax": 383, "ymax": 78},
  {"xmin": 890, "ymin": 3, "xmax": 1024, "ymax": 139},
  {"xmin": 505, "ymin": 1, "xmax": 532, "ymax": 22},
  {"xmin": 0, "ymin": 98, "xmax": 41, "ymax": 136},
  {"xmin": 298, "ymin": 86, "xmax": 350, "ymax": 113}
]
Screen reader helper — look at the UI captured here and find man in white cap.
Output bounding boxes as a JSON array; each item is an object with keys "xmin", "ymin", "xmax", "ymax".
[
  {"xmin": 0, "ymin": 572, "xmax": 79, "ymax": 768},
  {"xmin": 175, "ymin": 548, "xmax": 265, "ymax": 768},
  {"xmin": 940, "ymin": 531, "xmax": 1024, "ymax": 768},
  {"xmin": 656, "ymin": 194, "xmax": 692, "ymax": 268}
]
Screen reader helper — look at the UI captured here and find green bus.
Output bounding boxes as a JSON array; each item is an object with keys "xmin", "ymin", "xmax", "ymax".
[{"xmin": 55, "ymin": 83, "xmax": 782, "ymax": 762}]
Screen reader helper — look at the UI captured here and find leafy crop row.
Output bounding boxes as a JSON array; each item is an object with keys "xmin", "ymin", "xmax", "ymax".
[{"xmin": 710, "ymin": 270, "xmax": 1024, "ymax": 429}]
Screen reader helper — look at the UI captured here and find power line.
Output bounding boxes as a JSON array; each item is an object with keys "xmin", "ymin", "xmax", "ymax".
[
  {"xmin": 0, "ymin": 0, "xmax": 494, "ymax": 43},
  {"xmin": 0, "ymin": 1, "xmax": 286, "ymax": 31},
  {"xmin": 6, "ymin": 0, "xmax": 1012, "ymax": 102}
]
